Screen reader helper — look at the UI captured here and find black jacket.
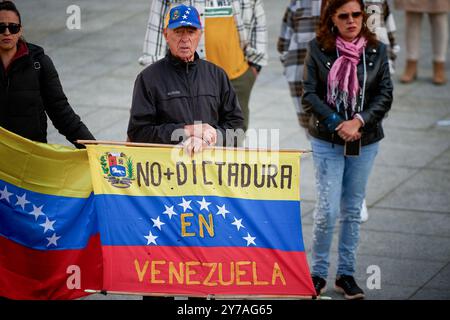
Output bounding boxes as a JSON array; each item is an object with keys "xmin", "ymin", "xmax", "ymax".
[
  {"xmin": 302, "ymin": 38, "xmax": 393, "ymax": 146},
  {"xmin": 127, "ymin": 52, "xmax": 244, "ymax": 145},
  {"xmin": 0, "ymin": 42, "xmax": 94, "ymax": 148}
]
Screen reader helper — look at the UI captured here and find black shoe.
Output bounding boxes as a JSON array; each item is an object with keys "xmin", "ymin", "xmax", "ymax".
[
  {"xmin": 334, "ymin": 275, "xmax": 365, "ymax": 300},
  {"xmin": 312, "ymin": 276, "xmax": 327, "ymax": 296}
]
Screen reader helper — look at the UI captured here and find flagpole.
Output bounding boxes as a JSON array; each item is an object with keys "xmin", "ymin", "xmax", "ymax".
[
  {"xmin": 84, "ymin": 289, "xmax": 316, "ymax": 300},
  {"xmin": 76, "ymin": 140, "xmax": 311, "ymax": 154}
]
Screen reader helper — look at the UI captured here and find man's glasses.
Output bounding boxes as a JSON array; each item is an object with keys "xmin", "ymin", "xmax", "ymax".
[
  {"xmin": 0, "ymin": 23, "xmax": 21, "ymax": 35},
  {"xmin": 337, "ymin": 11, "xmax": 363, "ymax": 20}
]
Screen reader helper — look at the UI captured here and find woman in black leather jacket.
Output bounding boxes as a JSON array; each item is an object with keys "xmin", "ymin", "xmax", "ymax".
[
  {"xmin": 0, "ymin": 1, "xmax": 94, "ymax": 148},
  {"xmin": 301, "ymin": 0, "xmax": 393, "ymax": 299}
]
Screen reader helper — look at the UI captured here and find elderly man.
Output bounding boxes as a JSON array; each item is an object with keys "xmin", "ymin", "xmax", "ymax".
[
  {"xmin": 138, "ymin": 0, "xmax": 268, "ymax": 133},
  {"xmin": 127, "ymin": 4, "xmax": 244, "ymax": 154}
]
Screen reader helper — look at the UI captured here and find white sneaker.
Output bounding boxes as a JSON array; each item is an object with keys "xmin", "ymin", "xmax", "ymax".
[{"xmin": 361, "ymin": 199, "xmax": 369, "ymax": 223}]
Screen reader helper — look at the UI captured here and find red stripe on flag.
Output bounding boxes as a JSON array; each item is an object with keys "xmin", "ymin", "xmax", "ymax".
[
  {"xmin": 0, "ymin": 235, "xmax": 103, "ymax": 300},
  {"xmin": 102, "ymin": 246, "xmax": 315, "ymax": 297}
]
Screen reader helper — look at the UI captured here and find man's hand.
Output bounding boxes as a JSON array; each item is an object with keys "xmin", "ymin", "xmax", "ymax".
[
  {"xmin": 250, "ymin": 66, "xmax": 259, "ymax": 78},
  {"xmin": 200, "ymin": 123, "xmax": 217, "ymax": 146},
  {"xmin": 248, "ymin": 62, "xmax": 261, "ymax": 77},
  {"xmin": 182, "ymin": 136, "xmax": 210, "ymax": 157},
  {"xmin": 183, "ymin": 123, "xmax": 217, "ymax": 155},
  {"xmin": 336, "ymin": 119, "xmax": 362, "ymax": 142},
  {"xmin": 184, "ymin": 123, "xmax": 217, "ymax": 146}
]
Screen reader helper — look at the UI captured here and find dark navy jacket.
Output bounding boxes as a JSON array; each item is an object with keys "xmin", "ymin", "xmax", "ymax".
[{"xmin": 127, "ymin": 52, "xmax": 244, "ymax": 145}]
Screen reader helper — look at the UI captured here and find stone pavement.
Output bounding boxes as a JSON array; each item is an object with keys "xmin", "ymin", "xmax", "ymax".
[{"xmin": 13, "ymin": 0, "xmax": 450, "ymax": 300}]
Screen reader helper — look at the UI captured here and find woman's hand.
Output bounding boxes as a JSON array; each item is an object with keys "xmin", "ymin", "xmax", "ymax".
[{"xmin": 336, "ymin": 119, "xmax": 362, "ymax": 142}]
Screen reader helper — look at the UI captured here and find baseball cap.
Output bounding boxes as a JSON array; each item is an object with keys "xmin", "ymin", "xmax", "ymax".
[{"xmin": 167, "ymin": 5, "xmax": 202, "ymax": 30}]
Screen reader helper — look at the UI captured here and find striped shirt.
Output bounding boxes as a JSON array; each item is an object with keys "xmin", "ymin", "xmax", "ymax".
[
  {"xmin": 139, "ymin": 0, "xmax": 268, "ymax": 67},
  {"xmin": 277, "ymin": 0, "xmax": 322, "ymax": 102}
]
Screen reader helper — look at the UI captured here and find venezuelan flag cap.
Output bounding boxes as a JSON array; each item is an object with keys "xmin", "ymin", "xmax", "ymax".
[{"xmin": 167, "ymin": 4, "xmax": 202, "ymax": 30}]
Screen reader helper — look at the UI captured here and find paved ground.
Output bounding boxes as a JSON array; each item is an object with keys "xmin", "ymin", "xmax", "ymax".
[{"xmin": 14, "ymin": 0, "xmax": 450, "ymax": 300}]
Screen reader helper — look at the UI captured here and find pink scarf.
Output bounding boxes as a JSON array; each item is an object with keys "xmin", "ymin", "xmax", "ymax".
[{"xmin": 327, "ymin": 36, "xmax": 367, "ymax": 114}]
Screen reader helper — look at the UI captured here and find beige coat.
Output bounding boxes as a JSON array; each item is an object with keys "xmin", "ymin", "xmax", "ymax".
[{"xmin": 394, "ymin": 0, "xmax": 450, "ymax": 12}]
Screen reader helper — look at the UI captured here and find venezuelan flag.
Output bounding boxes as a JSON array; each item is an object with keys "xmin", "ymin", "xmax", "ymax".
[
  {"xmin": 87, "ymin": 145, "xmax": 315, "ymax": 297},
  {"xmin": 0, "ymin": 127, "xmax": 102, "ymax": 300}
]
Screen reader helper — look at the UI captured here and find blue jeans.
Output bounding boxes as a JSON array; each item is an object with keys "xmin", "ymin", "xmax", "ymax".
[{"xmin": 310, "ymin": 137, "xmax": 379, "ymax": 278}]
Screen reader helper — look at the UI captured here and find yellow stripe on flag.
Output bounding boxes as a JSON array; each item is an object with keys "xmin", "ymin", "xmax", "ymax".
[
  {"xmin": 87, "ymin": 145, "xmax": 301, "ymax": 201},
  {"xmin": 0, "ymin": 127, "xmax": 92, "ymax": 198}
]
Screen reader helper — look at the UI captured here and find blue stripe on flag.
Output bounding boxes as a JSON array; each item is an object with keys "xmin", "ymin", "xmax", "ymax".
[
  {"xmin": 0, "ymin": 180, "xmax": 97, "ymax": 250},
  {"xmin": 95, "ymin": 194, "xmax": 305, "ymax": 251}
]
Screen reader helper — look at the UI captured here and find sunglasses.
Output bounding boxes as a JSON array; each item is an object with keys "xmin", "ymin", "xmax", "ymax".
[
  {"xmin": 0, "ymin": 23, "xmax": 21, "ymax": 34},
  {"xmin": 337, "ymin": 11, "xmax": 363, "ymax": 20}
]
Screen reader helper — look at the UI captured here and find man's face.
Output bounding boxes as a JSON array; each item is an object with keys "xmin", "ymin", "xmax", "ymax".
[{"xmin": 164, "ymin": 27, "xmax": 201, "ymax": 62}]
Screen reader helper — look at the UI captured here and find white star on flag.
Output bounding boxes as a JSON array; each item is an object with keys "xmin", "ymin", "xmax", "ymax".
[
  {"xmin": 243, "ymin": 233, "xmax": 256, "ymax": 246},
  {"xmin": 15, "ymin": 193, "xmax": 30, "ymax": 210},
  {"xmin": 163, "ymin": 205, "xmax": 177, "ymax": 219},
  {"xmin": 178, "ymin": 197, "xmax": 192, "ymax": 212},
  {"xmin": 144, "ymin": 231, "xmax": 158, "ymax": 245},
  {"xmin": 182, "ymin": 14, "xmax": 188, "ymax": 19},
  {"xmin": 216, "ymin": 204, "xmax": 230, "ymax": 219},
  {"xmin": 231, "ymin": 217, "xmax": 245, "ymax": 231},
  {"xmin": 151, "ymin": 216, "xmax": 165, "ymax": 230},
  {"xmin": 46, "ymin": 233, "xmax": 61, "ymax": 247},
  {"xmin": 39, "ymin": 216, "xmax": 56, "ymax": 233},
  {"xmin": 30, "ymin": 205, "xmax": 45, "ymax": 221},
  {"xmin": 187, "ymin": 22, "xmax": 192, "ymax": 25},
  {"xmin": 0, "ymin": 185, "xmax": 13, "ymax": 203},
  {"xmin": 197, "ymin": 197, "xmax": 211, "ymax": 211}
]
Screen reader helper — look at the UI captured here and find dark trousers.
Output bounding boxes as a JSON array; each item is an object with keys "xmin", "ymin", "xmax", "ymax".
[{"xmin": 230, "ymin": 66, "xmax": 257, "ymax": 132}]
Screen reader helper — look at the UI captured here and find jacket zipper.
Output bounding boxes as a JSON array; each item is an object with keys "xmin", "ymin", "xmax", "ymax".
[
  {"xmin": 185, "ymin": 62, "xmax": 194, "ymax": 123},
  {"xmin": 6, "ymin": 76, "xmax": 10, "ymax": 104}
]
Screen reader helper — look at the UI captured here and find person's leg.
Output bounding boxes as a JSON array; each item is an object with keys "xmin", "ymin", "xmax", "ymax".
[
  {"xmin": 334, "ymin": 142, "xmax": 379, "ymax": 299},
  {"xmin": 401, "ymin": 11, "xmax": 422, "ymax": 83},
  {"xmin": 337, "ymin": 142, "xmax": 379, "ymax": 271},
  {"xmin": 230, "ymin": 67, "xmax": 257, "ymax": 132},
  {"xmin": 310, "ymin": 138, "xmax": 345, "ymax": 280},
  {"xmin": 429, "ymin": 13, "xmax": 448, "ymax": 85},
  {"xmin": 360, "ymin": 198, "xmax": 369, "ymax": 222}
]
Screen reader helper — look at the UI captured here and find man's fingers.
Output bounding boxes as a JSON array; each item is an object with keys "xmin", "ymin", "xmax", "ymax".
[
  {"xmin": 194, "ymin": 143, "xmax": 202, "ymax": 154},
  {"xmin": 202, "ymin": 127, "xmax": 217, "ymax": 146},
  {"xmin": 183, "ymin": 136, "xmax": 208, "ymax": 156},
  {"xmin": 183, "ymin": 142, "xmax": 192, "ymax": 157}
]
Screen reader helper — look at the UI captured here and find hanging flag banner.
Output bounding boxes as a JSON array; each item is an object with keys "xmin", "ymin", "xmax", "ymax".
[
  {"xmin": 87, "ymin": 144, "xmax": 315, "ymax": 297},
  {"xmin": 0, "ymin": 127, "xmax": 103, "ymax": 300}
]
